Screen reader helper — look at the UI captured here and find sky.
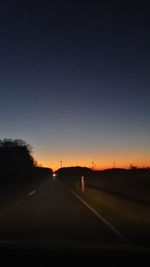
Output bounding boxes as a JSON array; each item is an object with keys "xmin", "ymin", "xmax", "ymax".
[{"xmin": 0, "ymin": 1, "xmax": 150, "ymax": 170}]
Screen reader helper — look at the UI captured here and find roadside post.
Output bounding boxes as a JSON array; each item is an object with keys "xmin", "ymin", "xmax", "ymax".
[{"xmin": 81, "ymin": 176, "xmax": 85, "ymax": 192}]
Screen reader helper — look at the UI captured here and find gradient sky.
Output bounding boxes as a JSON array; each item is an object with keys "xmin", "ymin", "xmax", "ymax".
[{"xmin": 0, "ymin": 1, "xmax": 150, "ymax": 170}]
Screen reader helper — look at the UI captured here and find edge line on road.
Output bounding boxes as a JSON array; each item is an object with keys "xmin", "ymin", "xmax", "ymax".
[
  {"xmin": 69, "ymin": 188, "xmax": 132, "ymax": 246},
  {"xmin": 28, "ymin": 190, "xmax": 36, "ymax": 197}
]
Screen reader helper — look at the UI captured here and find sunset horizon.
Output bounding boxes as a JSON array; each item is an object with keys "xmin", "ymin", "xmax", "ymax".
[
  {"xmin": 1, "ymin": 1, "xmax": 150, "ymax": 176},
  {"xmin": 34, "ymin": 154, "xmax": 150, "ymax": 171}
]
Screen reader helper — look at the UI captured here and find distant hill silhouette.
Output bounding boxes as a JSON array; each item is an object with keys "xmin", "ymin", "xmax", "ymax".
[{"xmin": 56, "ymin": 166, "xmax": 92, "ymax": 178}]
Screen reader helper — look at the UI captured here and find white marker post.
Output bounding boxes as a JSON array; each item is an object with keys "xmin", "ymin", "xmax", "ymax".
[{"xmin": 81, "ymin": 176, "xmax": 85, "ymax": 192}]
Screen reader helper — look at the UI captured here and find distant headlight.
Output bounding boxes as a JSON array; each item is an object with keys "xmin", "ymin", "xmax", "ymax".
[{"xmin": 53, "ymin": 173, "xmax": 56, "ymax": 177}]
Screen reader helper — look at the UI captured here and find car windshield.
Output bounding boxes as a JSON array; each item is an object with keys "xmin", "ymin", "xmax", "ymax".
[{"xmin": 0, "ymin": 0, "xmax": 150, "ymax": 255}]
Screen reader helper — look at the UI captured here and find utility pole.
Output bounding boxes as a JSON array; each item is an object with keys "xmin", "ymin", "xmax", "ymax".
[
  {"xmin": 60, "ymin": 160, "xmax": 63, "ymax": 168},
  {"xmin": 113, "ymin": 160, "xmax": 116, "ymax": 169},
  {"xmin": 92, "ymin": 161, "xmax": 94, "ymax": 171}
]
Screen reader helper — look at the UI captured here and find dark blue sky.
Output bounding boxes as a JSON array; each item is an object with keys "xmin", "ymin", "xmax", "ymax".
[{"xmin": 0, "ymin": 1, "xmax": 150, "ymax": 169}]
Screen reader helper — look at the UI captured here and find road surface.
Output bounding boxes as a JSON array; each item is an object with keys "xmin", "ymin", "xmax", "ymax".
[{"xmin": 0, "ymin": 177, "xmax": 128, "ymax": 249}]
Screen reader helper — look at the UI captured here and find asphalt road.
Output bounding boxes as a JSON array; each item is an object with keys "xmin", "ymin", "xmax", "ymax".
[{"xmin": 0, "ymin": 177, "xmax": 128, "ymax": 249}]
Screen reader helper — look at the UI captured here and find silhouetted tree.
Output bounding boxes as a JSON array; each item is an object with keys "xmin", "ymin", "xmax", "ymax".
[{"xmin": 0, "ymin": 139, "xmax": 36, "ymax": 183}]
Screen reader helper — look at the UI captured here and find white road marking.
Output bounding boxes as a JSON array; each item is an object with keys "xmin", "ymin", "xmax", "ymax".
[
  {"xmin": 70, "ymin": 188, "xmax": 132, "ymax": 245},
  {"xmin": 28, "ymin": 190, "xmax": 36, "ymax": 196}
]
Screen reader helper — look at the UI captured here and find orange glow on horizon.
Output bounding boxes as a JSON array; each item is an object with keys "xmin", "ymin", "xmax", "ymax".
[
  {"xmin": 35, "ymin": 156, "xmax": 150, "ymax": 171},
  {"xmin": 33, "ymin": 144, "xmax": 150, "ymax": 171}
]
